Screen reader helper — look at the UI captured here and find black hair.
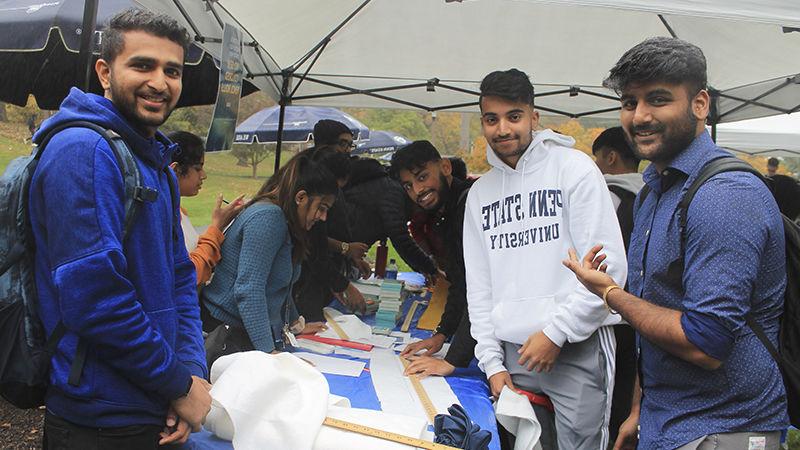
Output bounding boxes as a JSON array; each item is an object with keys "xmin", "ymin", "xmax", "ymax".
[
  {"xmin": 389, "ymin": 140, "xmax": 441, "ymax": 179},
  {"xmin": 100, "ymin": 9, "xmax": 191, "ymax": 64},
  {"xmin": 168, "ymin": 131, "xmax": 205, "ymax": 176},
  {"xmin": 313, "ymin": 120, "xmax": 353, "ymax": 146},
  {"xmin": 250, "ymin": 151, "xmax": 339, "ymax": 262},
  {"xmin": 447, "ymin": 156, "xmax": 468, "ymax": 180},
  {"xmin": 307, "ymin": 146, "xmax": 352, "ymax": 181},
  {"xmin": 603, "ymin": 37, "xmax": 707, "ymax": 96},
  {"xmin": 592, "ymin": 126, "xmax": 640, "ymax": 168},
  {"xmin": 479, "ymin": 69, "xmax": 535, "ymax": 109},
  {"xmin": 768, "ymin": 157, "xmax": 780, "ymax": 168}
]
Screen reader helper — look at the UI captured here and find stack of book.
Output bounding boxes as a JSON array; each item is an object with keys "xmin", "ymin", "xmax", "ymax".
[{"xmin": 373, "ymin": 279, "xmax": 403, "ymax": 332}]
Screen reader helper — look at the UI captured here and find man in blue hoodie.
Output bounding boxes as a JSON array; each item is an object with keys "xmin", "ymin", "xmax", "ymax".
[{"xmin": 29, "ymin": 9, "xmax": 210, "ymax": 449}]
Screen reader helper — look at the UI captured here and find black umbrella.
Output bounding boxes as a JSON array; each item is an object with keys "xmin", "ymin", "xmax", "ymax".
[{"xmin": 0, "ymin": 0, "xmax": 257, "ymax": 109}]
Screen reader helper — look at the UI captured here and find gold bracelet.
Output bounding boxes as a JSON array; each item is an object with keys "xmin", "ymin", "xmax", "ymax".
[{"xmin": 602, "ymin": 285, "xmax": 621, "ymax": 314}]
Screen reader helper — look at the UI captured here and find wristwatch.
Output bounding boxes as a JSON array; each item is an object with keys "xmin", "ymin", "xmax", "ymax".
[
  {"xmin": 340, "ymin": 241, "xmax": 350, "ymax": 255},
  {"xmin": 178, "ymin": 376, "xmax": 193, "ymax": 398}
]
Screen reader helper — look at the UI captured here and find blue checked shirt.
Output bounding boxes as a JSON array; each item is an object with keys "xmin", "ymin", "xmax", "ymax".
[{"xmin": 627, "ymin": 131, "xmax": 788, "ymax": 449}]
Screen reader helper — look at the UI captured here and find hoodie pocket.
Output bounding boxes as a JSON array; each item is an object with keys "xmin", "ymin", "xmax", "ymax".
[{"xmin": 491, "ymin": 295, "xmax": 557, "ymax": 345}]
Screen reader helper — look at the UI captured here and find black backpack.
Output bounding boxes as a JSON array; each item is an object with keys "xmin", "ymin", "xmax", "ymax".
[
  {"xmin": 640, "ymin": 157, "xmax": 800, "ymax": 427},
  {"xmin": 0, "ymin": 121, "xmax": 157, "ymax": 409},
  {"xmin": 608, "ymin": 184, "xmax": 637, "ymax": 252}
]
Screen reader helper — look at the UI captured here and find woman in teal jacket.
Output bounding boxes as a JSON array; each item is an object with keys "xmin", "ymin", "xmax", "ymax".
[{"xmin": 202, "ymin": 150, "xmax": 336, "ymax": 353}]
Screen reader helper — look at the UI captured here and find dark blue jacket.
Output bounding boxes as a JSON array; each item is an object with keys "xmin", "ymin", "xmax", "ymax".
[{"xmin": 29, "ymin": 88, "xmax": 207, "ymax": 428}]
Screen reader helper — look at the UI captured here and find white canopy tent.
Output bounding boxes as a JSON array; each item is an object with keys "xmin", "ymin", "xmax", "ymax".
[
  {"xmin": 715, "ymin": 113, "xmax": 800, "ymax": 157},
  {"xmin": 133, "ymin": 0, "xmax": 800, "ymax": 166}
]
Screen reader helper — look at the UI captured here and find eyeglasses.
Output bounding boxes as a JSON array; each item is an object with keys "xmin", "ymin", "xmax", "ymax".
[{"xmin": 338, "ymin": 139, "xmax": 356, "ymax": 150}]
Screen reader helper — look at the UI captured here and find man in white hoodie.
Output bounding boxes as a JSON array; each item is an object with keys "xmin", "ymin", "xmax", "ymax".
[{"xmin": 463, "ymin": 69, "xmax": 627, "ymax": 449}]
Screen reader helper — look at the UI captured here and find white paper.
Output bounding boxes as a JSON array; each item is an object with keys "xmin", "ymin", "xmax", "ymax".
[
  {"xmin": 294, "ymin": 352, "xmax": 366, "ymax": 377},
  {"xmin": 333, "ymin": 347, "xmax": 372, "ymax": 359},
  {"xmin": 389, "ymin": 331, "xmax": 411, "ymax": 340},
  {"xmin": 363, "ymin": 334, "xmax": 398, "ymax": 349},
  {"xmin": 369, "ymin": 349, "xmax": 460, "ymax": 425},
  {"xmin": 319, "ymin": 307, "xmax": 374, "ymax": 341},
  {"xmin": 296, "ymin": 338, "xmax": 335, "ymax": 355},
  {"xmin": 318, "ymin": 308, "xmax": 400, "ymax": 349},
  {"xmin": 391, "ymin": 341, "xmax": 450, "ymax": 359}
]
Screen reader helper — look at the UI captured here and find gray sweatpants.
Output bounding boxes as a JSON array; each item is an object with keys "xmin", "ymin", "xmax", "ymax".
[
  {"xmin": 502, "ymin": 327, "xmax": 616, "ymax": 450},
  {"xmin": 676, "ymin": 431, "xmax": 782, "ymax": 450}
]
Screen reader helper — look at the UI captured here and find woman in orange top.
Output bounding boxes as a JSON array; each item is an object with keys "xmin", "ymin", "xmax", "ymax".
[{"xmin": 169, "ymin": 131, "xmax": 244, "ymax": 286}]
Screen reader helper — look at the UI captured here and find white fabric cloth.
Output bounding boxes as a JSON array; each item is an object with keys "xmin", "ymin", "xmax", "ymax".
[
  {"xmin": 205, "ymin": 352, "xmax": 329, "ymax": 450},
  {"xmin": 463, "ymin": 129, "xmax": 627, "ymax": 378},
  {"xmin": 494, "ymin": 386, "xmax": 543, "ymax": 450},
  {"xmin": 205, "ymin": 351, "xmax": 433, "ymax": 450},
  {"xmin": 180, "ymin": 210, "xmax": 200, "ymax": 253}
]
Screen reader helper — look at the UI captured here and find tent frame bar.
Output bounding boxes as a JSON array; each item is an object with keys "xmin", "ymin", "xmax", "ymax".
[
  {"xmin": 717, "ymin": 78, "xmax": 794, "ymax": 121},
  {"xmin": 272, "ymin": 0, "xmax": 373, "ymax": 167},
  {"xmin": 658, "ymin": 15, "xmax": 678, "ymax": 38},
  {"xmin": 207, "ymin": 2, "xmax": 800, "ymax": 169},
  {"xmin": 291, "ymin": 0, "xmax": 372, "ymax": 71},
  {"xmin": 172, "ymin": 0, "xmax": 283, "ymax": 92}
]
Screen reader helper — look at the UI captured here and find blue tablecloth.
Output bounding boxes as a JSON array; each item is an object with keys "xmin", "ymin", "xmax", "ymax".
[{"xmin": 183, "ymin": 284, "xmax": 499, "ymax": 450}]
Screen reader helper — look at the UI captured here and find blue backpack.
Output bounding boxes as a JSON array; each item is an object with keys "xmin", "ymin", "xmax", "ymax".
[{"xmin": 0, "ymin": 121, "xmax": 152, "ymax": 409}]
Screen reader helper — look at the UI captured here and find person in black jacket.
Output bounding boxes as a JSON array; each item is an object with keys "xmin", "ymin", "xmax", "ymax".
[
  {"xmin": 293, "ymin": 147, "xmax": 368, "ymax": 321},
  {"xmin": 592, "ymin": 126, "xmax": 643, "ymax": 445},
  {"xmin": 343, "ymin": 155, "xmax": 439, "ymax": 277},
  {"xmin": 391, "ymin": 141, "xmax": 476, "ymax": 376}
]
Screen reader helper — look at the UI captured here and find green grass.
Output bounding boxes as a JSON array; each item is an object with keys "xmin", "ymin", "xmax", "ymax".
[
  {"xmin": 0, "ymin": 134, "xmax": 32, "ymax": 170},
  {"xmin": 180, "ymin": 150, "xmax": 282, "ymax": 227},
  {"xmin": 367, "ymin": 242, "xmax": 412, "ymax": 273},
  {"xmin": 789, "ymin": 428, "xmax": 799, "ymax": 449}
]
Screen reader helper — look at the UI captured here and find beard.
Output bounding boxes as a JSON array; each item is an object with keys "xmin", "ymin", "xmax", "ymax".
[
  {"xmin": 416, "ymin": 173, "xmax": 452, "ymax": 211},
  {"xmin": 432, "ymin": 173, "xmax": 452, "ymax": 211},
  {"xmin": 626, "ymin": 105, "xmax": 698, "ymax": 165},
  {"xmin": 109, "ymin": 77, "xmax": 175, "ymax": 132},
  {"xmin": 491, "ymin": 132, "xmax": 533, "ymax": 163}
]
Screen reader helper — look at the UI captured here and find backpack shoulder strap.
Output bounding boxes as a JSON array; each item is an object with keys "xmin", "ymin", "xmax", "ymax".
[
  {"xmin": 636, "ymin": 183, "xmax": 651, "ymax": 211},
  {"xmin": 677, "ymin": 157, "xmax": 786, "ymax": 365},
  {"xmin": 35, "ymin": 122, "xmax": 145, "ymax": 387},
  {"xmin": 676, "ymin": 156, "xmax": 762, "ymax": 257},
  {"xmin": 457, "ymin": 186, "xmax": 470, "ymax": 207},
  {"xmin": 37, "ymin": 121, "xmax": 143, "ymax": 242},
  {"xmin": 677, "ymin": 157, "xmax": 763, "ymax": 238},
  {"xmin": 608, "ymin": 184, "xmax": 636, "ymax": 201}
]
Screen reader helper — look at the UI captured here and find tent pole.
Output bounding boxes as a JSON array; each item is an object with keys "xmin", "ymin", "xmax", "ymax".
[
  {"xmin": 709, "ymin": 89, "xmax": 719, "ymax": 143},
  {"xmin": 274, "ymin": 101, "xmax": 287, "ymax": 174},
  {"xmin": 274, "ymin": 72, "xmax": 292, "ymax": 173},
  {"xmin": 78, "ymin": 0, "xmax": 99, "ymax": 91}
]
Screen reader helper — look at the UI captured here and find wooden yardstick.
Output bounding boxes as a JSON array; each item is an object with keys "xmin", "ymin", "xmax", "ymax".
[
  {"xmin": 400, "ymin": 357, "xmax": 439, "ymax": 424},
  {"xmin": 322, "ymin": 417, "xmax": 458, "ymax": 450}
]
